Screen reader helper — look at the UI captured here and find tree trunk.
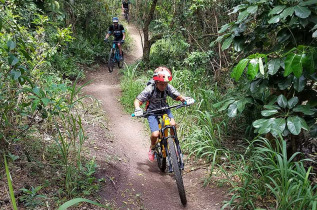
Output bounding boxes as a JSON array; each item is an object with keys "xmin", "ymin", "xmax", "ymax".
[{"xmin": 142, "ymin": 0, "xmax": 158, "ymax": 65}]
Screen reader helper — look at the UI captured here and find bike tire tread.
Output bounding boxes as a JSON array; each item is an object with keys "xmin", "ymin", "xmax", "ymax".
[{"xmin": 168, "ymin": 138, "xmax": 187, "ymax": 206}]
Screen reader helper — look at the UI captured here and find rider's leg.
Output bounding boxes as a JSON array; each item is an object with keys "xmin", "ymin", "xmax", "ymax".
[
  {"xmin": 117, "ymin": 43, "xmax": 123, "ymax": 56},
  {"xmin": 148, "ymin": 115, "xmax": 159, "ymax": 148},
  {"xmin": 167, "ymin": 110, "xmax": 176, "ymax": 136},
  {"xmin": 170, "ymin": 118, "xmax": 176, "ymax": 136},
  {"xmin": 150, "ymin": 131, "xmax": 159, "ymax": 149}
]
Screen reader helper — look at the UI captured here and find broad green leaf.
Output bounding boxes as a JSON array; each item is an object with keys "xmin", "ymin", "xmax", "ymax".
[
  {"xmin": 231, "ymin": 59, "xmax": 249, "ymax": 81},
  {"xmin": 228, "ymin": 102, "xmax": 238, "ymax": 117},
  {"xmin": 268, "ymin": 15, "xmax": 280, "ymax": 24},
  {"xmin": 293, "ymin": 54, "xmax": 305, "ymax": 78},
  {"xmin": 261, "ymin": 109, "xmax": 279, "ymax": 117},
  {"xmin": 237, "ymin": 97, "xmax": 253, "ymax": 112},
  {"xmin": 284, "ymin": 53, "xmax": 302, "ymax": 77},
  {"xmin": 269, "ymin": 5, "xmax": 286, "ymax": 15},
  {"xmin": 233, "ymin": 38, "xmax": 244, "ymax": 52},
  {"xmin": 271, "ymin": 118, "xmax": 286, "ymax": 136},
  {"xmin": 8, "ymin": 55, "xmax": 19, "ymax": 66},
  {"xmin": 294, "ymin": 6, "xmax": 311, "ymax": 18},
  {"xmin": 302, "ymin": 53, "xmax": 315, "ymax": 73},
  {"xmin": 259, "ymin": 57, "xmax": 264, "ymax": 75},
  {"xmin": 237, "ymin": 10, "xmax": 249, "ymax": 23},
  {"xmin": 219, "ymin": 23, "xmax": 231, "ymax": 33},
  {"xmin": 293, "ymin": 75, "xmax": 306, "ymax": 92},
  {"xmin": 230, "ymin": 4, "xmax": 247, "ymax": 14},
  {"xmin": 247, "ymin": 5, "xmax": 258, "ymax": 14},
  {"xmin": 41, "ymin": 98, "xmax": 50, "ymax": 106},
  {"xmin": 33, "ymin": 87, "xmax": 40, "ymax": 96},
  {"xmin": 278, "ymin": 75, "xmax": 293, "ymax": 90},
  {"xmin": 250, "ymin": 79, "xmax": 261, "ymax": 93},
  {"xmin": 264, "ymin": 105, "xmax": 281, "ymax": 110},
  {"xmin": 293, "ymin": 105, "xmax": 315, "ymax": 115},
  {"xmin": 214, "ymin": 34, "xmax": 225, "ymax": 43},
  {"xmin": 287, "ymin": 97, "xmax": 299, "ymax": 109},
  {"xmin": 10, "ymin": 70, "xmax": 21, "ymax": 80},
  {"xmin": 310, "ymin": 124, "xmax": 317, "ymax": 137},
  {"xmin": 58, "ymin": 198, "xmax": 108, "ymax": 210},
  {"xmin": 222, "ymin": 36, "xmax": 234, "ymax": 50},
  {"xmin": 247, "ymin": 59, "xmax": 259, "ymax": 79},
  {"xmin": 7, "ymin": 41, "xmax": 16, "ymax": 51},
  {"xmin": 277, "ymin": 94, "xmax": 287, "ymax": 108},
  {"xmin": 217, "ymin": 99, "xmax": 235, "ymax": 111},
  {"xmin": 313, "ymin": 30, "xmax": 317, "ymax": 38},
  {"xmin": 299, "ymin": 117, "xmax": 309, "ymax": 130},
  {"xmin": 300, "ymin": 0, "xmax": 317, "ymax": 6},
  {"xmin": 268, "ymin": 59, "xmax": 281, "ymax": 75},
  {"xmin": 287, "ymin": 116, "xmax": 302, "ymax": 135},
  {"xmin": 258, "ymin": 118, "xmax": 275, "ymax": 134},
  {"xmin": 253, "ymin": 118, "xmax": 269, "ymax": 129},
  {"xmin": 280, "ymin": 7, "xmax": 295, "ymax": 19}
]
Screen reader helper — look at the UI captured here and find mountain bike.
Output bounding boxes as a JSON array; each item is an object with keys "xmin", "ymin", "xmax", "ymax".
[
  {"xmin": 107, "ymin": 40, "xmax": 124, "ymax": 73},
  {"xmin": 123, "ymin": 8, "xmax": 129, "ymax": 23},
  {"xmin": 132, "ymin": 99, "xmax": 194, "ymax": 206}
]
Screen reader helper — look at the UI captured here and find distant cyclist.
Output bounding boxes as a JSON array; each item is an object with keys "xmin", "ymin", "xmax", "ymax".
[
  {"xmin": 122, "ymin": 0, "xmax": 131, "ymax": 14},
  {"xmin": 134, "ymin": 67, "xmax": 192, "ymax": 162},
  {"xmin": 104, "ymin": 17, "xmax": 125, "ymax": 59}
]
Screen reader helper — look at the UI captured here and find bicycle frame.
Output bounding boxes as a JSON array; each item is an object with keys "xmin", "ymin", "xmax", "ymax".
[
  {"xmin": 107, "ymin": 40, "xmax": 124, "ymax": 72},
  {"xmin": 157, "ymin": 113, "xmax": 184, "ymax": 172},
  {"xmin": 111, "ymin": 41, "xmax": 121, "ymax": 62}
]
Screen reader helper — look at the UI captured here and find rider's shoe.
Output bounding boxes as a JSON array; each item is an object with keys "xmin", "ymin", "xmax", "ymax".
[{"xmin": 148, "ymin": 148, "xmax": 155, "ymax": 162}]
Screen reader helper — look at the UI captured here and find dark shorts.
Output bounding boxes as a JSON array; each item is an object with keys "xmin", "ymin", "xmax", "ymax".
[
  {"xmin": 147, "ymin": 109, "xmax": 174, "ymax": 133},
  {"xmin": 114, "ymin": 37, "xmax": 123, "ymax": 42}
]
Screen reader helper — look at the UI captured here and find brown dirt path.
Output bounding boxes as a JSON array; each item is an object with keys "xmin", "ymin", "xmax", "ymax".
[{"xmin": 82, "ymin": 23, "xmax": 227, "ymax": 209}]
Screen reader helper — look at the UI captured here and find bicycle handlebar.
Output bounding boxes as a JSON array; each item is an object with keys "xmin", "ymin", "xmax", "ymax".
[{"xmin": 131, "ymin": 101, "xmax": 193, "ymax": 118}]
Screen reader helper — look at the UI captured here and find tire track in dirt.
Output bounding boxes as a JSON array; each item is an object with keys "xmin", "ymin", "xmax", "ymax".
[{"xmin": 82, "ymin": 23, "xmax": 226, "ymax": 209}]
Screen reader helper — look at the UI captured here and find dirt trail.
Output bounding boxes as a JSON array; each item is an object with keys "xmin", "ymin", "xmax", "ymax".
[{"xmin": 82, "ymin": 23, "xmax": 226, "ymax": 209}]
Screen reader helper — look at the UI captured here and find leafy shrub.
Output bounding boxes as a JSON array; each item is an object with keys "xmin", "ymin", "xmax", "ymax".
[{"xmin": 150, "ymin": 37, "xmax": 190, "ymax": 67}]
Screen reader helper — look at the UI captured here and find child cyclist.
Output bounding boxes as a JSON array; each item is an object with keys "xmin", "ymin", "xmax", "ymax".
[{"xmin": 133, "ymin": 66, "xmax": 194, "ymax": 162}]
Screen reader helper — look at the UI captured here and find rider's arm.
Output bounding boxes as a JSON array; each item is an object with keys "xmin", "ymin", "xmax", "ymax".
[
  {"xmin": 122, "ymin": 32, "xmax": 126, "ymax": 41},
  {"xmin": 134, "ymin": 98, "xmax": 142, "ymax": 109},
  {"xmin": 166, "ymin": 84, "xmax": 185, "ymax": 102}
]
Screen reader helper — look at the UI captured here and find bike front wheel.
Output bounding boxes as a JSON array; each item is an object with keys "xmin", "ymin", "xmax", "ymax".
[
  {"xmin": 168, "ymin": 137, "xmax": 187, "ymax": 206},
  {"xmin": 108, "ymin": 49, "xmax": 115, "ymax": 72},
  {"xmin": 118, "ymin": 51, "xmax": 124, "ymax": 68}
]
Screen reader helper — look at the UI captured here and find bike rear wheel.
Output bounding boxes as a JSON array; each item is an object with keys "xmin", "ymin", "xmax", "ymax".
[
  {"xmin": 108, "ymin": 49, "xmax": 115, "ymax": 72},
  {"xmin": 168, "ymin": 137, "xmax": 187, "ymax": 206}
]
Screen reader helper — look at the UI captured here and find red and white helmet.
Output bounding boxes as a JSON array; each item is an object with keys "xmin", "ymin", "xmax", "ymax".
[{"xmin": 153, "ymin": 66, "xmax": 172, "ymax": 82}]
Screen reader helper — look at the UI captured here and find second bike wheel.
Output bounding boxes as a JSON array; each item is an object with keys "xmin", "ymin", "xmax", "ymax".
[
  {"xmin": 168, "ymin": 137, "xmax": 187, "ymax": 206},
  {"xmin": 108, "ymin": 50, "xmax": 114, "ymax": 72},
  {"xmin": 118, "ymin": 51, "xmax": 124, "ymax": 68}
]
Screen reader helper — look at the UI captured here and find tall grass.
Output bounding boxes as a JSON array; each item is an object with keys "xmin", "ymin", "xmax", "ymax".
[
  {"xmin": 221, "ymin": 137, "xmax": 317, "ymax": 209},
  {"xmin": 4, "ymin": 154, "xmax": 18, "ymax": 210}
]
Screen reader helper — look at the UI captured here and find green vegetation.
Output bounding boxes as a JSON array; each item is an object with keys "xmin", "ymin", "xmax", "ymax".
[
  {"xmin": 1, "ymin": 0, "xmax": 316, "ymax": 209},
  {"xmin": 121, "ymin": 0, "xmax": 317, "ymax": 209},
  {"xmin": 0, "ymin": 0, "xmax": 116, "ymax": 208}
]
